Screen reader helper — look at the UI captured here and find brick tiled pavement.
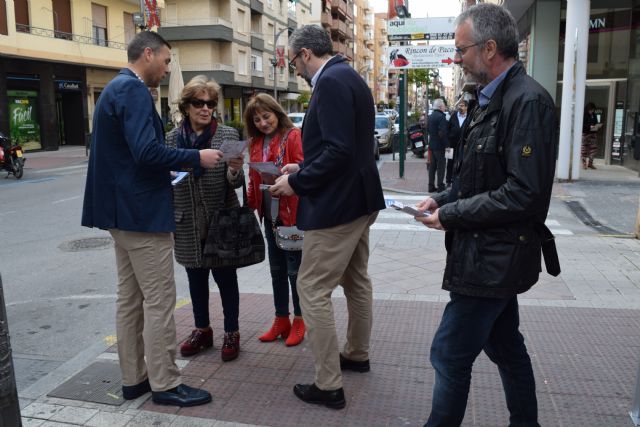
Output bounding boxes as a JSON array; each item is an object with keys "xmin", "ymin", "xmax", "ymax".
[{"xmin": 16, "ymin": 149, "xmax": 640, "ymax": 426}]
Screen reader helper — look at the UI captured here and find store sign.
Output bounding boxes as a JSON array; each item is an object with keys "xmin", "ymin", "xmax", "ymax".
[
  {"xmin": 56, "ymin": 80, "xmax": 82, "ymax": 91},
  {"xmin": 387, "ymin": 17, "xmax": 455, "ymax": 41},
  {"xmin": 387, "ymin": 45, "xmax": 456, "ymax": 69},
  {"xmin": 7, "ymin": 90, "xmax": 41, "ymax": 151}
]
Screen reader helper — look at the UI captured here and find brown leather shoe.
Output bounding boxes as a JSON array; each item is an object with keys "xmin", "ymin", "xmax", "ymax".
[
  {"xmin": 293, "ymin": 383, "xmax": 346, "ymax": 409},
  {"xmin": 588, "ymin": 162, "xmax": 597, "ymax": 169}
]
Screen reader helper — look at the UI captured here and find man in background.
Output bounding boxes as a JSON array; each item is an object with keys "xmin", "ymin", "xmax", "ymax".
[
  {"xmin": 427, "ymin": 99, "xmax": 449, "ymax": 193},
  {"xmin": 445, "ymin": 100, "xmax": 468, "ymax": 187}
]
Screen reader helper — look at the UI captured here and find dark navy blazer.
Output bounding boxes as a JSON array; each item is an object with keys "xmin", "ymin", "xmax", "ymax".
[
  {"xmin": 288, "ymin": 56, "xmax": 385, "ymax": 230},
  {"xmin": 82, "ymin": 69, "xmax": 200, "ymax": 232},
  {"xmin": 427, "ymin": 110, "xmax": 449, "ymax": 151}
]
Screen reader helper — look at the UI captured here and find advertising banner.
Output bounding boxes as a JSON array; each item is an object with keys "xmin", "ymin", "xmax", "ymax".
[
  {"xmin": 7, "ymin": 90, "xmax": 41, "ymax": 151},
  {"xmin": 387, "ymin": 45, "xmax": 456, "ymax": 69},
  {"xmin": 276, "ymin": 46, "xmax": 286, "ymax": 68},
  {"xmin": 387, "ymin": 17, "xmax": 455, "ymax": 41}
]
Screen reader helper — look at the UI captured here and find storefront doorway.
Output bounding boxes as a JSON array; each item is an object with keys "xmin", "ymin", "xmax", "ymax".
[{"xmin": 582, "ymin": 79, "xmax": 627, "ymax": 165}]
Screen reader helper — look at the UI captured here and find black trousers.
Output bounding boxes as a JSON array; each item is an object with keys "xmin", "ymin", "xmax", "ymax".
[{"xmin": 428, "ymin": 149, "xmax": 446, "ymax": 192}]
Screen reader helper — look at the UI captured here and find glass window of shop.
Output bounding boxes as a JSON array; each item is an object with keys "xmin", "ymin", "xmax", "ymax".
[{"xmin": 558, "ymin": 3, "xmax": 633, "ymax": 80}]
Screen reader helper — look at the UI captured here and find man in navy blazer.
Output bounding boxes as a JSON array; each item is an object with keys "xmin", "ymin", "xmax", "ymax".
[
  {"xmin": 270, "ymin": 25, "xmax": 386, "ymax": 409},
  {"xmin": 82, "ymin": 31, "xmax": 221, "ymax": 407}
]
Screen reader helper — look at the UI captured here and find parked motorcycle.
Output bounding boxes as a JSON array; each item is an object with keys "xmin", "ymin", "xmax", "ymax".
[
  {"xmin": 408, "ymin": 123, "xmax": 426, "ymax": 158},
  {"xmin": 0, "ymin": 132, "xmax": 25, "ymax": 179}
]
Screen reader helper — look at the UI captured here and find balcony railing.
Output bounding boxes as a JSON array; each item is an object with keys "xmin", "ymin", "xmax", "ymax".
[{"xmin": 15, "ymin": 24, "xmax": 126, "ymax": 49}]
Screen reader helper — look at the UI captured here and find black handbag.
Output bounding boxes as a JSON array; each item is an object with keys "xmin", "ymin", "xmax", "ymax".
[{"xmin": 203, "ymin": 181, "xmax": 265, "ymax": 268}]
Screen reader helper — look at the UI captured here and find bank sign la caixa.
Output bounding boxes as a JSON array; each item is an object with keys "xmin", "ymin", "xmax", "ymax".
[{"xmin": 387, "ymin": 17, "xmax": 455, "ymax": 42}]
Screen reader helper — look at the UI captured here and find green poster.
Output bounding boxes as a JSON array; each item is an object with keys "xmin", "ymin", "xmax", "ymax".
[{"xmin": 8, "ymin": 90, "xmax": 41, "ymax": 150}]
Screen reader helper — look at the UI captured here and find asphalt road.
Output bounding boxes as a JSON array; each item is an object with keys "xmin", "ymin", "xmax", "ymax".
[{"xmin": 0, "ymin": 165, "xmax": 188, "ymax": 392}]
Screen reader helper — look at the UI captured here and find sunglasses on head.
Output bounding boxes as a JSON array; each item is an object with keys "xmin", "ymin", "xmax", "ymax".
[{"xmin": 190, "ymin": 98, "xmax": 217, "ymax": 109}]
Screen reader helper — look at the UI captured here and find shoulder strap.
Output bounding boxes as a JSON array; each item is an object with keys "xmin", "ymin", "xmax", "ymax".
[{"xmin": 275, "ymin": 128, "xmax": 293, "ymax": 168}]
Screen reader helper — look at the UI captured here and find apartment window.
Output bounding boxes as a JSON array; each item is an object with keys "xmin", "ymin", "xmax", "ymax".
[
  {"xmin": 0, "ymin": 0, "xmax": 7, "ymax": 35},
  {"xmin": 52, "ymin": 0, "xmax": 72, "ymax": 39},
  {"xmin": 237, "ymin": 8, "xmax": 246, "ymax": 33},
  {"xmin": 123, "ymin": 12, "xmax": 135, "ymax": 44},
  {"xmin": 14, "ymin": 0, "xmax": 29, "ymax": 32},
  {"xmin": 91, "ymin": 3, "xmax": 107, "ymax": 47},
  {"xmin": 238, "ymin": 50, "xmax": 248, "ymax": 75},
  {"xmin": 267, "ymin": 22, "xmax": 274, "ymax": 44},
  {"xmin": 251, "ymin": 54, "xmax": 263, "ymax": 72}
]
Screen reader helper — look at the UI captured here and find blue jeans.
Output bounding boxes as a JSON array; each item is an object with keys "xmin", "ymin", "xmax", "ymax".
[
  {"xmin": 425, "ymin": 293, "xmax": 539, "ymax": 427},
  {"xmin": 264, "ymin": 221, "xmax": 302, "ymax": 317},
  {"xmin": 185, "ymin": 266, "xmax": 239, "ymax": 332}
]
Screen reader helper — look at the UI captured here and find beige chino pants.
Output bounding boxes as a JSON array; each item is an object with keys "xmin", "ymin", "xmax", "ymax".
[
  {"xmin": 109, "ymin": 229, "xmax": 182, "ymax": 392},
  {"xmin": 297, "ymin": 212, "xmax": 378, "ymax": 391}
]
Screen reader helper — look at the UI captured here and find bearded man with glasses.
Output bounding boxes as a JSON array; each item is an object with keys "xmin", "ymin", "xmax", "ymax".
[{"xmin": 414, "ymin": 4, "xmax": 559, "ymax": 426}]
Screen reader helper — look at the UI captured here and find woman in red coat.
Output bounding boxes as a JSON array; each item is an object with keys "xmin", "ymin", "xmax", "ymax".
[{"xmin": 244, "ymin": 93, "xmax": 305, "ymax": 346}]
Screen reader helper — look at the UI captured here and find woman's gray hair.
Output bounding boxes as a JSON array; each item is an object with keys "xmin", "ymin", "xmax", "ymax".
[
  {"xmin": 455, "ymin": 3, "xmax": 519, "ymax": 60},
  {"xmin": 432, "ymin": 98, "xmax": 446, "ymax": 110},
  {"xmin": 289, "ymin": 25, "xmax": 333, "ymax": 57}
]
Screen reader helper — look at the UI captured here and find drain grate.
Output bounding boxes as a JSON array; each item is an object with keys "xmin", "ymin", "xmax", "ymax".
[
  {"xmin": 58, "ymin": 237, "xmax": 113, "ymax": 252},
  {"xmin": 47, "ymin": 361, "xmax": 125, "ymax": 405}
]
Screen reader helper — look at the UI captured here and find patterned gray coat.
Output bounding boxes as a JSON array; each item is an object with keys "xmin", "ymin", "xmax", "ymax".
[{"xmin": 166, "ymin": 125, "xmax": 245, "ymax": 268}]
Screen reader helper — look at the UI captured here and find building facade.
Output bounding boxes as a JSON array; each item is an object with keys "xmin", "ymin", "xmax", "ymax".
[
  {"xmin": 352, "ymin": 0, "xmax": 374, "ymax": 92},
  {"xmin": 373, "ymin": 12, "xmax": 389, "ymax": 105},
  {"xmin": 495, "ymin": 0, "xmax": 640, "ymax": 173},
  {"xmin": 159, "ymin": 0, "xmax": 312, "ymax": 123},
  {"xmin": 0, "ymin": 0, "xmax": 142, "ymax": 151}
]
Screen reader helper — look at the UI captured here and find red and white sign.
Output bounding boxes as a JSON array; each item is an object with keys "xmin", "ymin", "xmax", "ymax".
[{"xmin": 387, "ymin": 45, "xmax": 456, "ymax": 69}]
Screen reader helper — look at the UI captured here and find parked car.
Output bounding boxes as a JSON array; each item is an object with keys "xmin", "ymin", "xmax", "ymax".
[
  {"xmin": 374, "ymin": 114, "xmax": 394, "ymax": 152},
  {"xmin": 287, "ymin": 112, "xmax": 305, "ymax": 128},
  {"xmin": 383, "ymin": 109, "xmax": 398, "ymax": 120}
]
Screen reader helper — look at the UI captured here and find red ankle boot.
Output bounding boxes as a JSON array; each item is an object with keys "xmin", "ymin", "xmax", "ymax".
[
  {"xmin": 258, "ymin": 316, "xmax": 291, "ymax": 342},
  {"xmin": 285, "ymin": 317, "xmax": 305, "ymax": 347}
]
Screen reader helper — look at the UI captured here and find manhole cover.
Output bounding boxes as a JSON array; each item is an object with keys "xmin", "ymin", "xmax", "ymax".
[
  {"xmin": 59, "ymin": 237, "xmax": 113, "ymax": 252},
  {"xmin": 48, "ymin": 361, "xmax": 125, "ymax": 405}
]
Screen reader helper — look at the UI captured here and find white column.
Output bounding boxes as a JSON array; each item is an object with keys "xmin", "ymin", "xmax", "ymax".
[{"xmin": 557, "ymin": 0, "xmax": 590, "ymax": 180}]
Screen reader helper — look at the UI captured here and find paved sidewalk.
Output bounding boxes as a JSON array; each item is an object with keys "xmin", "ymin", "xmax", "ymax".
[{"xmin": 15, "ymin": 150, "xmax": 640, "ymax": 426}]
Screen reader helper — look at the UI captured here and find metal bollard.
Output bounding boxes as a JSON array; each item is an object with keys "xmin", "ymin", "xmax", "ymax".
[{"xmin": 0, "ymin": 275, "xmax": 21, "ymax": 427}]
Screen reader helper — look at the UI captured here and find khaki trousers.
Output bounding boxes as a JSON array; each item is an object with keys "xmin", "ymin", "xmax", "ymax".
[
  {"xmin": 297, "ymin": 212, "xmax": 378, "ymax": 391},
  {"xmin": 109, "ymin": 229, "xmax": 182, "ymax": 392}
]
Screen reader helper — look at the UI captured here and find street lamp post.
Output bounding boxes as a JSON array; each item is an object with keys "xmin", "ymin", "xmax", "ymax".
[{"xmin": 271, "ymin": 27, "xmax": 290, "ymax": 102}]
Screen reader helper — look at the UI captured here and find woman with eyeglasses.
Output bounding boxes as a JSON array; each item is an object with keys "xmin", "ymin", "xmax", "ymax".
[
  {"xmin": 244, "ymin": 93, "xmax": 306, "ymax": 347},
  {"xmin": 166, "ymin": 75, "xmax": 245, "ymax": 362}
]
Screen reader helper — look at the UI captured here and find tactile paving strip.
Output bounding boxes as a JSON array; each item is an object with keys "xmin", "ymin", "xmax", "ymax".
[{"xmin": 47, "ymin": 360, "xmax": 124, "ymax": 405}]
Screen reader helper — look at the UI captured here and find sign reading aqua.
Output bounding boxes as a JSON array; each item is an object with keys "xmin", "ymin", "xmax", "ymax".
[{"xmin": 387, "ymin": 17, "xmax": 456, "ymax": 41}]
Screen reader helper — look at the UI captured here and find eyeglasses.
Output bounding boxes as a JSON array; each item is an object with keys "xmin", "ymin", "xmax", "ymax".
[
  {"xmin": 288, "ymin": 50, "xmax": 303, "ymax": 71},
  {"xmin": 190, "ymin": 99, "xmax": 217, "ymax": 109},
  {"xmin": 454, "ymin": 42, "xmax": 484, "ymax": 57}
]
